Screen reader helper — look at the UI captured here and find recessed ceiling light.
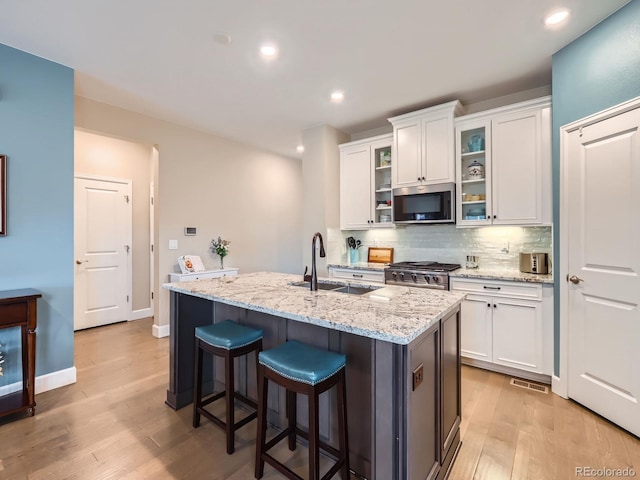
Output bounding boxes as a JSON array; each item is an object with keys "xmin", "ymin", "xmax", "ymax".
[
  {"xmin": 544, "ymin": 9, "xmax": 570, "ymax": 27},
  {"xmin": 330, "ymin": 91, "xmax": 345, "ymax": 103},
  {"xmin": 296, "ymin": 145, "xmax": 305, "ymax": 153},
  {"xmin": 260, "ymin": 44, "xmax": 278, "ymax": 59},
  {"xmin": 213, "ymin": 32, "xmax": 232, "ymax": 46}
]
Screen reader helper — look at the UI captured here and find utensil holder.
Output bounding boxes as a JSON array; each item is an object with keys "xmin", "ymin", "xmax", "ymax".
[
  {"xmin": 349, "ymin": 249, "xmax": 359, "ymax": 264},
  {"xmin": 466, "ymin": 255, "xmax": 479, "ymax": 269}
]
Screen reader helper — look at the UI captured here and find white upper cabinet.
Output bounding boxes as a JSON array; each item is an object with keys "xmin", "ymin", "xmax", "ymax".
[
  {"xmin": 339, "ymin": 134, "xmax": 394, "ymax": 230},
  {"xmin": 389, "ymin": 100, "xmax": 464, "ymax": 189},
  {"xmin": 455, "ymin": 97, "xmax": 552, "ymax": 226}
]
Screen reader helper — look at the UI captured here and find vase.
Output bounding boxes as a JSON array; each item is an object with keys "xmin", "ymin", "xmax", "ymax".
[
  {"xmin": 220, "ymin": 257, "xmax": 224, "ymax": 269},
  {"xmin": 349, "ymin": 248, "xmax": 359, "ymax": 264}
]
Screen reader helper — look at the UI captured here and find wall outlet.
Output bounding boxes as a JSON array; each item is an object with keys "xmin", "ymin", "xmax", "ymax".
[
  {"xmin": 412, "ymin": 364, "xmax": 424, "ymax": 391},
  {"xmin": 169, "ymin": 239, "xmax": 178, "ymax": 250}
]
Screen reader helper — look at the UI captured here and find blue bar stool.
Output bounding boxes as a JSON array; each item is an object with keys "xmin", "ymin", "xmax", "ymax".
[
  {"xmin": 255, "ymin": 340, "xmax": 349, "ymax": 480},
  {"xmin": 193, "ymin": 320, "xmax": 263, "ymax": 454}
]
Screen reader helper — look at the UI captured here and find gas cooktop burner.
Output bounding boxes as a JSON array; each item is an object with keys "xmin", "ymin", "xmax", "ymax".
[
  {"xmin": 388, "ymin": 261, "xmax": 461, "ymax": 272},
  {"xmin": 385, "ymin": 261, "xmax": 461, "ymax": 289}
]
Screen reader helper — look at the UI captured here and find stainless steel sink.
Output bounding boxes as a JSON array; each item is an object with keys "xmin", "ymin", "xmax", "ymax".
[
  {"xmin": 332, "ymin": 285, "xmax": 379, "ymax": 295},
  {"xmin": 289, "ymin": 281, "xmax": 379, "ymax": 295},
  {"xmin": 290, "ymin": 281, "xmax": 342, "ymax": 291}
]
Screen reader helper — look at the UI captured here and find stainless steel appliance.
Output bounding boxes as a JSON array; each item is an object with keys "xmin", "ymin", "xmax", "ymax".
[
  {"xmin": 519, "ymin": 252, "xmax": 550, "ymax": 274},
  {"xmin": 392, "ymin": 182, "xmax": 455, "ymax": 224},
  {"xmin": 385, "ymin": 261, "xmax": 461, "ymax": 289}
]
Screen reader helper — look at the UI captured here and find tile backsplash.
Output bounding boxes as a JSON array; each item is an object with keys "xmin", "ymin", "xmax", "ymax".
[{"xmin": 328, "ymin": 225, "xmax": 552, "ymax": 271}]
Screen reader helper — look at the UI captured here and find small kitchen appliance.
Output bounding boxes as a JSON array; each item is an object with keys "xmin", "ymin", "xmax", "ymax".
[
  {"xmin": 385, "ymin": 261, "xmax": 461, "ymax": 290},
  {"xmin": 519, "ymin": 252, "xmax": 550, "ymax": 274}
]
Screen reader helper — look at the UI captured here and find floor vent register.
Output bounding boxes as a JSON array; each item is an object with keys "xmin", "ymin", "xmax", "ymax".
[{"xmin": 510, "ymin": 378, "xmax": 549, "ymax": 394}]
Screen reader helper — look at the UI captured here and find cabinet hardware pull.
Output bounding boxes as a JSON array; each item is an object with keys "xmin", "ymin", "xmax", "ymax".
[
  {"xmin": 483, "ymin": 286, "xmax": 501, "ymax": 290},
  {"xmin": 487, "ymin": 303, "xmax": 491, "ymax": 307},
  {"xmin": 493, "ymin": 304, "xmax": 497, "ymax": 308},
  {"xmin": 353, "ymin": 274, "xmax": 363, "ymax": 278}
]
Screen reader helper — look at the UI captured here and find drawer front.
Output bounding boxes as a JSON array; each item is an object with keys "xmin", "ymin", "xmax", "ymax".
[
  {"xmin": 0, "ymin": 302, "xmax": 27, "ymax": 326},
  {"xmin": 330, "ymin": 268, "xmax": 385, "ymax": 284},
  {"xmin": 450, "ymin": 278, "xmax": 542, "ymax": 300}
]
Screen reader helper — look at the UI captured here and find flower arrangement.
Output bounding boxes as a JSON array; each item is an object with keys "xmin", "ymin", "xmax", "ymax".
[{"xmin": 211, "ymin": 236, "xmax": 230, "ymax": 269}]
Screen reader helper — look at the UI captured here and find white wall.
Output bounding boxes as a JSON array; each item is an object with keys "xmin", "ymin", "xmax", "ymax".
[
  {"xmin": 75, "ymin": 129, "xmax": 153, "ymax": 312},
  {"xmin": 75, "ymin": 96, "xmax": 303, "ymax": 332}
]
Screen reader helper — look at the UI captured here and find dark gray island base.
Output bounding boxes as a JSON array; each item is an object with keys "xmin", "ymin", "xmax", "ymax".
[{"xmin": 165, "ymin": 273, "xmax": 463, "ymax": 480}]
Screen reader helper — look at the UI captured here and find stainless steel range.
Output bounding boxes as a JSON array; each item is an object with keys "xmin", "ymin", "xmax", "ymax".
[{"xmin": 384, "ymin": 261, "xmax": 461, "ymax": 290}]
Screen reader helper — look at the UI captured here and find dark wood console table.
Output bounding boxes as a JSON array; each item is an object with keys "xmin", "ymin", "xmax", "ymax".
[{"xmin": 0, "ymin": 288, "xmax": 41, "ymax": 418}]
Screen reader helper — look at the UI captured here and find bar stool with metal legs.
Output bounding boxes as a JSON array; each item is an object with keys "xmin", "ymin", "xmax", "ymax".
[
  {"xmin": 193, "ymin": 319, "xmax": 263, "ymax": 454},
  {"xmin": 255, "ymin": 340, "xmax": 349, "ymax": 480}
]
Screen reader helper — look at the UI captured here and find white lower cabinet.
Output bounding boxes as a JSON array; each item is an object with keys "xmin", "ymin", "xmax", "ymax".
[
  {"xmin": 329, "ymin": 267, "xmax": 385, "ymax": 284},
  {"xmin": 451, "ymin": 277, "xmax": 552, "ymax": 378},
  {"xmin": 460, "ymin": 294, "xmax": 493, "ymax": 361},
  {"xmin": 492, "ymin": 296, "xmax": 542, "ymax": 372}
]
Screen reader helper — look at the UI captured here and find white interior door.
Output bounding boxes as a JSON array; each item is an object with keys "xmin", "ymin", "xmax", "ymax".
[
  {"xmin": 74, "ymin": 176, "xmax": 131, "ymax": 331},
  {"xmin": 566, "ymin": 106, "xmax": 640, "ymax": 437}
]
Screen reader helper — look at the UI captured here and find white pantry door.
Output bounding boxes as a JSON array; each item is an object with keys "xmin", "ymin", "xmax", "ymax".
[
  {"xmin": 74, "ymin": 176, "xmax": 131, "ymax": 330},
  {"xmin": 566, "ymin": 106, "xmax": 640, "ymax": 437}
]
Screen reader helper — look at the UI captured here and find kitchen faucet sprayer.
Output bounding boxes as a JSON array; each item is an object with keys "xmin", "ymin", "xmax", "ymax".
[{"xmin": 310, "ymin": 232, "xmax": 326, "ymax": 291}]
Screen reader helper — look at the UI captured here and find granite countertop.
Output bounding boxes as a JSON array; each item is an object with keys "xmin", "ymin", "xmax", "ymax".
[
  {"xmin": 450, "ymin": 267, "xmax": 554, "ymax": 284},
  {"xmin": 163, "ymin": 272, "xmax": 464, "ymax": 345},
  {"xmin": 328, "ymin": 262, "xmax": 389, "ymax": 271}
]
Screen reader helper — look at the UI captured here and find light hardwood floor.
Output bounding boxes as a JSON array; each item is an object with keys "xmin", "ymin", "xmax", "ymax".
[{"xmin": 0, "ymin": 318, "xmax": 638, "ymax": 479}]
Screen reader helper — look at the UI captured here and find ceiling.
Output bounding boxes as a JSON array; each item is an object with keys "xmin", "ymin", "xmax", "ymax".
[{"xmin": 0, "ymin": 0, "xmax": 630, "ymax": 159}]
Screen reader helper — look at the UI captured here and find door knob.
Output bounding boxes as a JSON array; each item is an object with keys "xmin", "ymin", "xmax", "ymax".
[
  {"xmin": 76, "ymin": 259, "xmax": 88, "ymax": 265},
  {"xmin": 567, "ymin": 274, "xmax": 583, "ymax": 284}
]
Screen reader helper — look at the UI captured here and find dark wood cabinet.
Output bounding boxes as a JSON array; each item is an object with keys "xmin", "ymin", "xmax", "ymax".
[{"xmin": 0, "ymin": 289, "xmax": 41, "ymax": 418}]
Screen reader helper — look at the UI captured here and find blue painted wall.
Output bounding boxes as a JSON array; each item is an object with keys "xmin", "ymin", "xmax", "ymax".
[
  {"xmin": 551, "ymin": 0, "xmax": 640, "ymax": 375},
  {"xmin": 0, "ymin": 44, "xmax": 75, "ymax": 383}
]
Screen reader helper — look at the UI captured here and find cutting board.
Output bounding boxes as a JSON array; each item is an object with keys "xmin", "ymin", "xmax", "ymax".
[{"xmin": 367, "ymin": 247, "xmax": 394, "ymax": 264}]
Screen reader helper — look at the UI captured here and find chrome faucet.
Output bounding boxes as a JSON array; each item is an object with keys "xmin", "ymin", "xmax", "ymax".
[{"xmin": 310, "ymin": 232, "xmax": 326, "ymax": 291}]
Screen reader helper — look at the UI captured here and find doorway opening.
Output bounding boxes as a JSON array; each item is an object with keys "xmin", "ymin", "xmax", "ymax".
[{"xmin": 74, "ymin": 129, "xmax": 157, "ymax": 330}]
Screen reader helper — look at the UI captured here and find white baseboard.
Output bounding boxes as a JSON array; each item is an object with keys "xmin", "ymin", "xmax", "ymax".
[
  {"xmin": 0, "ymin": 366, "xmax": 77, "ymax": 397},
  {"xmin": 552, "ymin": 374, "xmax": 568, "ymax": 398},
  {"xmin": 130, "ymin": 307, "xmax": 153, "ymax": 321},
  {"xmin": 462, "ymin": 357, "xmax": 552, "ymax": 385},
  {"xmin": 152, "ymin": 323, "xmax": 170, "ymax": 338}
]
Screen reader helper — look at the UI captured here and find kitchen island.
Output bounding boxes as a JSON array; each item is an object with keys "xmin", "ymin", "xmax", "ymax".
[{"xmin": 164, "ymin": 272, "xmax": 465, "ymax": 480}]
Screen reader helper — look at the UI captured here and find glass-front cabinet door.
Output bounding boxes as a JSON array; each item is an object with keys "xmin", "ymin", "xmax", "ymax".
[
  {"xmin": 372, "ymin": 140, "xmax": 393, "ymax": 225},
  {"xmin": 456, "ymin": 120, "xmax": 491, "ymax": 226}
]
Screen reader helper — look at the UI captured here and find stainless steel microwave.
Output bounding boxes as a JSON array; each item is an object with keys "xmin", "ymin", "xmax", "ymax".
[{"xmin": 392, "ymin": 183, "xmax": 455, "ymax": 224}]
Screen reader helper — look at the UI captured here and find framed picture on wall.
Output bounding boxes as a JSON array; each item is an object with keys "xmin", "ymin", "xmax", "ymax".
[{"xmin": 0, "ymin": 155, "xmax": 5, "ymax": 236}]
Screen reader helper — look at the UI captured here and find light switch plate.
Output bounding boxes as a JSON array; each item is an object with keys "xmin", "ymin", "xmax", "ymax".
[{"xmin": 169, "ymin": 239, "xmax": 178, "ymax": 250}]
